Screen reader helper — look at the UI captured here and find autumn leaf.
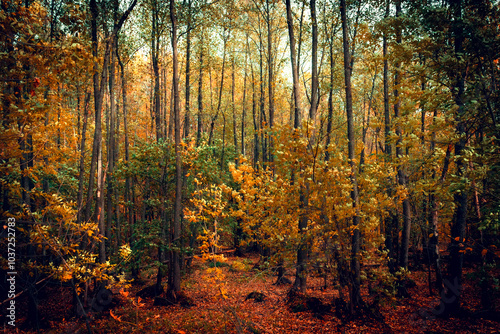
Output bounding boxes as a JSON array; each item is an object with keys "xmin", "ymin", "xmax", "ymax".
[
  {"xmin": 136, "ymin": 297, "xmax": 145, "ymax": 307},
  {"xmin": 120, "ymin": 289, "xmax": 129, "ymax": 298},
  {"xmin": 110, "ymin": 310, "xmax": 122, "ymax": 322}
]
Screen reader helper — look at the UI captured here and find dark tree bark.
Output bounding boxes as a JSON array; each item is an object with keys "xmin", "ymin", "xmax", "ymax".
[
  {"xmin": 196, "ymin": 34, "xmax": 204, "ymax": 146},
  {"xmin": 208, "ymin": 29, "xmax": 228, "ymax": 146},
  {"xmin": 151, "ymin": 0, "xmax": 162, "ymax": 141},
  {"xmin": 309, "ymin": 0, "xmax": 318, "ymax": 121},
  {"xmin": 340, "ymin": 0, "xmax": 363, "ymax": 313},
  {"xmin": 287, "ymin": 0, "xmax": 307, "ymax": 292},
  {"xmin": 117, "ymin": 47, "xmax": 130, "ymax": 249},
  {"xmin": 232, "ymin": 51, "xmax": 237, "ymax": 150},
  {"xmin": 393, "ymin": 0, "xmax": 411, "ymax": 270},
  {"xmin": 241, "ymin": 35, "xmax": 249, "ymax": 156},
  {"xmin": 428, "ymin": 116, "xmax": 447, "ymax": 295},
  {"xmin": 266, "ymin": 0, "xmax": 274, "ymax": 163},
  {"xmin": 76, "ymin": 93, "xmax": 91, "ymax": 225},
  {"xmin": 106, "ymin": 21, "xmax": 118, "ymax": 254},
  {"xmin": 359, "ymin": 71, "xmax": 377, "ymax": 169},
  {"xmin": 382, "ymin": 0, "xmax": 397, "ymax": 273},
  {"xmin": 168, "ymin": 0, "xmax": 183, "ymax": 299},
  {"xmin": 286, "ymin": 0, "xmax": 302, "ymax": 129},
  {"xmin": 444, "ymin": 0, "xmax": 468, "ymax": 316},
  {"xmin": 325, "ymin": 19, "xmax": 336, "ymax": 162},
  {"xmin": 184, "ymin": 0, "xmax": 192, "ymax": 139},
  {"xmin": 251, "ymin": 60, "xmax": 259, "ymax": 168}
]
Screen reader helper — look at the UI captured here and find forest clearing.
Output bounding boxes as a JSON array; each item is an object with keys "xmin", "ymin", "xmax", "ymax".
[{"xmin": 1, "ymin": 0, "xmax": 500, "ymax": 332}]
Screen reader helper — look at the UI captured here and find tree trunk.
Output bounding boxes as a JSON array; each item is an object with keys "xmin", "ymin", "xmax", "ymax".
[
  {"xmin": 208, "ymin": 30, "xmax": 228, "ymax": 146},
  {"xmin": 286, "ymin": 0, "xmax": 302, "ymax": 129},
  {"xmin": 232, "ymin": 51, "xmax": 237, "ymax": 150},
  {"xmin": 360, "ymin": 71, "xmax": 376, "ymax": 168},
  {"xmin": 266, "ymin": 0, "xmax": 274, "ymax": 163},
  {"xmin": 444, "ymin": 0, "xmax": 467, "ymax": 315},
  {"xmin": 184, "ymin": 0, "xmax": 192, "ymax": 139},
  {"xmin": 117, "ymin": 47, "xmax": 129, "ymax": 248},
  {"xmin": 168, "ymin": 0, "xmax": 182, "ymax": 299},
  {"xmin": 251, "ymin": 62, "xmax": 259, "ymax": 167},
  {"xmin": 257, "ymin": 20, "xmax": 267, "ymax": 167},
  {"xmin": 309, "ymin": 0, "xmax": 318, "ymax": 121},
  {"xmin": 106, "ymin": 31, "xmax": 117, "ymax": 254},
  {"xmin": 428, "ymin": 121, "xmax": 447, "ymax": 295},
  {"xmin": 325, "ymin": 20, "xmax": 335, "ymax": 162},
  {"xmin": 197, "ymin": 34, "xmax": 203, "ymax": 146},
  {"xmin": 393, "ymin": 0, "xmax": 411, "ymax": 270},
  {"xmin": 287, "ymin": 0, "xmax": 307, "ymax": 292},
  {"xmin": 241, "ymin": 35, "xmax": 249, "ymax": 156},
  {"xmin": 341, "ymin": 0, "xmax": 363, "ymax": 313},
  {"xmin": 152, "ymin": 1, "xmax": 162, "ymax": 141},
  {"xmin": 382, "ymin": 0, "xmax": 397, "ymax": 273},
  {"xmin": 76, "ymin": 93, "xmax": 91, "ymax": 225}
]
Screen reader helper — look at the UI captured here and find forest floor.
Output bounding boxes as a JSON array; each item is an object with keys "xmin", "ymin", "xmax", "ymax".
[{"xmin": 6, "ymin": 253, "xmax": 500, "ymax": 334}]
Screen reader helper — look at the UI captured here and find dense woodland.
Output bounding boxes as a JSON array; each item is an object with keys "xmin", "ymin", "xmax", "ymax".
[{"xmin": 1, "ymin": 0, "xmax": 500, "ymax": 332}]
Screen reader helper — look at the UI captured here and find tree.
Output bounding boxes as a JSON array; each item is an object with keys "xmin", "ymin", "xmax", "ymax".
[
  {"xmin": 167, "ymin": 0, "xmax": 183, "ymax": 300},
  {"xmin": 86, "ymin": 0, "xmax": 137, "ymax": 263},
  {"xmin": 340, "ymin": 0, "xmax": 363, "ymax": 313}
]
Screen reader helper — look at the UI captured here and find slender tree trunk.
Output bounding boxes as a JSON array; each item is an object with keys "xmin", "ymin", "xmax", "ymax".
[
  {"xmin": 392, "ymin": 0, "xmax": 411, "ymax": 270},
  {"xmin": 445, "ymin": 0, "xmax": 467, "ymax": 315},
  {"xmin": 196, "ymin": 34, "xmax": 204, "ymax": 146},
  {"xmin": 287, "ymin": 0, "xmax": 307, "ymax": 292},
  {"xmin": 429, "ymin": 109, "xmax": 446, "ymax": 295},
  {"xmin": 117, "ymin": 48, "xmax": 130, "ymax": 248},
  {"xmin": 251, "ymin": 62, "xmax": 259, "ymax": 167},
  {"xmin": 242, "ymin": 35, "xmax": 249, "ymax": 156},
  {"xmin": 266, "ymin": 0, "xmax": 274, "ymax": 163},
  {"xmin": 382, "ymin": 0, "xmax": 397, "ymax": 273},
  {"xmin": 256, "ymin": 19, "xmax": 267, "ymax": 167},
  {"xmin": 163, "ymin": 63, "xmax": 168, "ymax": 138},
  {"xmin": 325, "ymin": 22, "xmax": 335, "ymax": 162},
  {"xmin": 220, "ymin": 111, "xmax": 226, "ymax": 174},
  {"xmin": 360, "ymin": 72, "xmax": 376, "ymax": 169},
  {"xmin": 309, "ymin": 0, "xmax": 318, "ymax": 121},
  {"xmin": 184, "ymin": 0, "xmax": 192, "ymax": 139},
  {"xmin": 286, "ymin": 1, "xmax": 302, "ymax": 128},
  {"xmin": 86, "ymin": 1, "xmax": 109, "ymax": 262},
  {"xmin": 106, "ymin": 32, "xmax": 117, "ymax": 255},
  {"xmin": 77, "ymin": 93, "xmax": 91, "ymax": 225},
  {"xmin": 208, "ymin": 30, "xmax": 228, "ymax": 146},
  {"xmin": 168, "ymin": 0, "xmax": 182, "ymax": 299},
  {"xmin": 152, "ymin": 1, "xmax": 162, "ymax": 141},
  {"xmin": 19, "ymin": 134, "xmax": 33, "ymax": 211},
  {"xmin": 341, "ymin": 0, "xmax": 363, "ymax": 313},
  {"xmin": 168, "ymin": 84, "xmax": 174, "ymax": 139},
  {"xmin": 232, "ymin": 51, "xmax": 237, "ymax": 150}
]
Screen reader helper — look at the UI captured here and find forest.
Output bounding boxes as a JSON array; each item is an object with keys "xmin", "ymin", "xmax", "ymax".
[{"xmin": 0, "ymin": 0, "xmax": 499, "ymax": 332}]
